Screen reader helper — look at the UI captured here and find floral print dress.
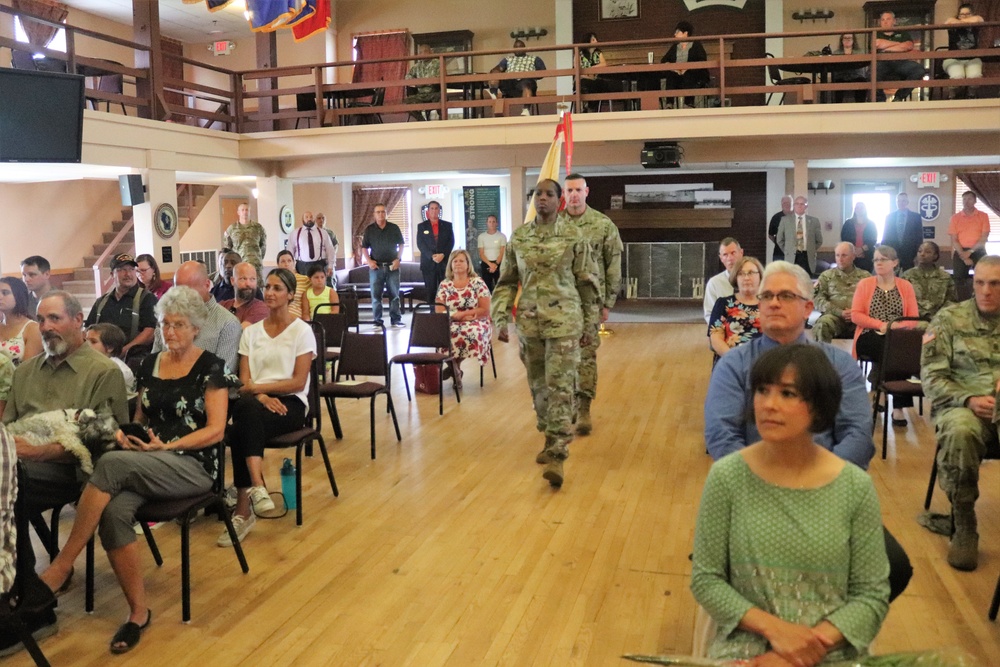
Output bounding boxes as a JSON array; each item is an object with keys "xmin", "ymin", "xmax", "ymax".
[
  {"xmin": 436, "ymin": 277, "xmax": 493, "ymax": 365},
  {"xmin": 708, "ymin": 295, "xmax": 762, "ymax": 350},
  {"xmin": 136, "ymin": 351, "xmax": 240, "ymax": 478}
]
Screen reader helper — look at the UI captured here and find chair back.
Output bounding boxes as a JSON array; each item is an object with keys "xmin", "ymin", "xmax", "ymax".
[
  {"xmin": 336, "ymin": 288, "xmax": 360, "ymax": 330},
  {"xmin": 371, "ymin": 87, "xmax": 386, "ymax": 106},
  {"xmin": 313, "ymin": 305, "xmax": 347, "ymax": 349},
  {"xmin": 407, "ymin": 303, "xmax": 452, "ymax": 353},
  {"xmin": 10, "ymin": 50, "xmax": 36, "ymax": 70},
  {"xmin": 878, "ymin": 317, "xmax": 924, "ymax": 383},
  {"xmin": 336, "ymin": 326, "xmax": 389, "ymax": 381},
  {"xmin": 308, "ymin": 321, "xmax": 326, "ymax": 430},
  {"xmin": 765, "ymin": 53, "xmax": 781, "ymax": 85},
  {"xmin": 97, "ymin": 74, "xmax": 123, "ymax": 94},
  {"xmin": 296, "ymin": 92, "xmax": 317, "ymax": 112}
]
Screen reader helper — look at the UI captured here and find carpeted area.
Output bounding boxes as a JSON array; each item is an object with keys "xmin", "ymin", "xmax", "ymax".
[{"xmin": 606, "ymin": 299, "xmax": 703, "ymax": 324}]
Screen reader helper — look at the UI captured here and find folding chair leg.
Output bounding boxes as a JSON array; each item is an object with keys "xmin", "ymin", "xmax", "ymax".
[
  {"xmin": 140, "ymin": 522, "xmax": 163, "ymax": 566},
  {"xmin": 870, "ymin": 390, "xmax": 881, "ymax": 436},
  {"xmin": 85, "ymin": 537, "xmax": 95, "ymax": 613},
  {"xmin": 438, "ymin": 365, "xmax": 444, "ymax": 416},
  {"xmin": 9, "ymin": 613, "xmax": 51, "ymax": 667},
  {"xmin": 369, "ymin": 397, "xmax": 377, "ymax": 460},
  {"xmin": 388, "ymin": 394, "xmax": 402, "ymax": 441},
  {"xmin": 882, "ymin": 403, "xmax": 889, "ymax": 460},
  {"xmin": 294, "ymin": 445, "xmax": 304, "ymax": 525},
  {"xmin": 924, "ymin": 445, "xmax": 941, "ymax": 510},
  {"xmin": 314, "ymin": 435, "xmax": 339, "ymax": 497},
  {"xmin": 219, "ymin": 509, "xmax": 250, "ymax": 573},
  {"xmin": 401, "ymin": 363, "xmax": 412, "ymax": 401},
  {"xmin": 181, "ymin": 518, "xmax": 191, "ymax": 622},
  {"xmin": 990, "ymin": 571, "xmax": 1000, "ymax": 621},
  {"xmin": 325, "ymin": 396, "xmax": 343, "ymax": 440}
]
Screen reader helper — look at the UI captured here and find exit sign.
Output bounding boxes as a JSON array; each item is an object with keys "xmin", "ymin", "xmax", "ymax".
[
  {"xmin": 211, "ymin": 40, "xmax": 234, "ymax": 56},
  {"xmin": 917, "ymin": 171, "xmax": 940, "ymax": 189},
  {"xmin": 426, "ymin": 184, "xmax": 444, "ymax": 197}
]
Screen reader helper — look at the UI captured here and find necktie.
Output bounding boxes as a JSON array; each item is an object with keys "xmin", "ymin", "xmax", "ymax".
[
  {"xmin": 306, "ymin": 228, "xmax": 316, "ymax": 259},
  {"xmin": 796, "ymin": 216, "xmax": 805, "ymax": 252}
]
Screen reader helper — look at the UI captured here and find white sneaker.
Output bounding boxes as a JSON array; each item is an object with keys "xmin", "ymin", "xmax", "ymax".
[
  {"xmin": 520, "ymin": 108, "xmax": 531, "ymax": 116},
  {"xmin": 223, "ymin": 485, "xmax": 237, "ymax": 510},
  {"xmin": 248, "ymin": 486, "xmax": 275, "ymax": 515},
  {"xmin": 217, "ymin": 512, "xmax": 255, "ymax": 547}
]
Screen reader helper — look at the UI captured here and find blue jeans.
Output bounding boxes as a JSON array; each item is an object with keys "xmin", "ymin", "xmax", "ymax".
[{"xmin": 369, "ymin": 265, "xmax": 401, "ymax": 324}]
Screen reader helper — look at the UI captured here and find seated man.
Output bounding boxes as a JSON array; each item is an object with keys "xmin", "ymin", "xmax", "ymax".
[
  {"xmin": 219, "ymin": 262, "xmax": 269, "ymax": 329},
  {"xmin": 919, "ymin": 256, "xmax": 1000, "ymax": 571},
  {"xmin": 494, "ymin": 39, "xmax": 546, "ymax": 115},
  {"xmin": 706, "ymin": 261, "xmax": 912, "ymax": 600},
  {"xmin": 403, "ymin": 43, "xmax": 441, "ymax": 120},
  {"xmin": 85, "ymin": 254, "xmax": 157, "ymax": 359},
  {"xmin": 902, "ymin": 241, "xmax": 958, "ymax": 322},
  {"xmin": 812, "ymin": 242, "xmax": 870, "ymax": 343},
  {"xmin": 703, "ymin": 237, "xmax": 743, "ymax": 323},
  {"xmin": 210, "ymin": 250, "xmax": 242, "ymax": 303},
  {"xmin": 874, "ymin": 11, "xmax": 925, "ymax": 102}
]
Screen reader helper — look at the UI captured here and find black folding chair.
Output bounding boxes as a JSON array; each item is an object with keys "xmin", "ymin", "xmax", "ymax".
[
  {"xmin": 312, "ymin": 304, "xmax": 347, "ymax": 380},
  {"xmin": 480, "ymin": 338, "xmax": 497, "ymax": 387},
  {"xmin": 319, "ymin": 323, "xmax": 401, "ymax": 459},
  {"xmin": 336, "ymin": 288, "xmax": 361, "ymax": 332},
  {"xmin": 390, "ymin": 304, "xmax": 460, "ymax": 416},
  {"xmin": 868, "ymin": 317, "xmax": 925, "ymax": 459}
]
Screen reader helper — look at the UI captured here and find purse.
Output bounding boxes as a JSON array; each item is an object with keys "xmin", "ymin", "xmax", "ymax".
[{"xmin": 413, "ymin": 364, "xmax": 441, "ymax": 395}]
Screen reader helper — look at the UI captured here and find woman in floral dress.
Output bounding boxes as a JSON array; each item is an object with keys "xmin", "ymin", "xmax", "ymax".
[
  {"xmin": 435, "ymin": 249, "xmax": 493, "ymax": 387},
  {"xmin": 708, "ymin": 256, "xmax": 763, "ymax": 359}
]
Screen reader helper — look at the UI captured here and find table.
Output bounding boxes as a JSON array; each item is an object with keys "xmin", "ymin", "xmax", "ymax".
[
  {"xmin": 778, "ymin": 60, "xmax": 872, "ymax": 104},
  {"xmin": 323, "ymin": 87, "xmax": 379, "ymax": 126}
]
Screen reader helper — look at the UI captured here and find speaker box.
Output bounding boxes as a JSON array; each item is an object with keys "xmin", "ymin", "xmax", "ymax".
[{"xmin": 119, "ymin": 174, "xmax": 145, "ymax": 206}]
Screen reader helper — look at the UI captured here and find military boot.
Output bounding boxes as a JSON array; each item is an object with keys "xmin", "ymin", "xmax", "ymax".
[
  {"xmin": 536, "ymin": 435, "xmax": 553, "ymax": 464},
  {"xmin": 575, "ymin": 398, "xmax": 593, "ymax": 436},
  {"xmin": 542, "ymin": 459, "xmax": 564, "ymax": 488},
  {"xmin": 948, "ymin": 502, "xmax": 978, "ymax": 571}
]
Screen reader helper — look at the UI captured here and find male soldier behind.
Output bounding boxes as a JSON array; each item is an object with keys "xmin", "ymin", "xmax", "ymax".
[
  {"xmin": 903, "ymin": 241, "xmax": 958, "ymax": 322},
  {"xmin": 812, "ymin": 242, "xmax": 870, "ymax": 343},
  {"xmin": 560, "ymin": 173, "xmax": 623, "ymax": 435},
  {"xmin": 919, "ymin": 255, "xmax": 1000, "ymax": 571}
]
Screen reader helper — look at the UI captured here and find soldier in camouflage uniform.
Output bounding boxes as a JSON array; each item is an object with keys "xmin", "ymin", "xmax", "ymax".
[
  {"xmin": 902, "ymin": 241, "xmax": 958, "ymax": 322},
  {"xmin": 491, "ymin": 179, "xmax": 600, "ymax": 488},
  {"xmin": 223, "ymin": 202, "xmax": 267, "ymax": 282},
  {"xmin": 560, "ymin": 174, "xmax": 623, "ymax": 435},
  {"xmin": 812, "ymin": 242, "xmax": 871, "ymax": 343},
  {"xmin": 919, "ymin": 256, "xmax": 1000, "ymax": 571}
]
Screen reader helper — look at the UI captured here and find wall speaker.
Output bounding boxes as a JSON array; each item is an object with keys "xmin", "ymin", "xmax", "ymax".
[{"xmin": 119, "ymin": 174, "xmax": 145, "ymax": 206}]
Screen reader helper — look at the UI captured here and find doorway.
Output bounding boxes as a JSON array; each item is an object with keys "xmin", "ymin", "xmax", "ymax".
[{"xmin": 843, "ymin": 182, "xmax": 900, "ymax": 241}]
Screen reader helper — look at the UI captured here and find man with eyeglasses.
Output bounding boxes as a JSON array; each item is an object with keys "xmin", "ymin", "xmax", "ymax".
[
  {"xmin": 706, "ymin": 260, "xmax": 913, "ymax": 600},
  {"xmin": 812, "ymin": 242, "xmax": 871, "ymax": 343},
  {"xmin": 703, "ymin": 237, "xmax": 744, "ymax": 323},
  {"xmin": 85, "ymin": 254, "xmax": 157, "ymax": 359},
  {"xmin": 919, "ymin": 256, "xmax": 1000, "ymax": 571}
]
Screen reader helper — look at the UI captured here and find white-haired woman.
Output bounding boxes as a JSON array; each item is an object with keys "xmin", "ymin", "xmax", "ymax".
[{"xmin": 40, "ymin": 286, "xmax": 235, "ymax": 654}]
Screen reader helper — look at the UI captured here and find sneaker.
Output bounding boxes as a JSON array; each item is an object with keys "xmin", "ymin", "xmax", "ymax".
[
  {"xmin": 223, "ymin": 485, "xmax": 237, "ymax": 510},
  {"xmin": 217, "ymin": 512, "xmax": 255, "ymax": 547},
  {"xmin": 248, "ymin": 486, "xmax": 275, "ymax": 515},
  {"xmin": 520, "ymin": 108, "xmax": 531, "ymax": 116},
  {"xmin": 391, "ymin": 321, "xmax": 406, "ymax": 328}
]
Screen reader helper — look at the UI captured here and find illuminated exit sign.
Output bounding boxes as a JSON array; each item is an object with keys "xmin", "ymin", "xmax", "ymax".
[
  {"xmin": 426, "ymin": 184, "xmax": 445, "ymax": 197},
  {"xmin": 211, "ymin": 40, "xmax": 234, "ymax": 56},
  {"xmin": 917, "ymin": 172, "xmax": 940, "ymax": 189}
]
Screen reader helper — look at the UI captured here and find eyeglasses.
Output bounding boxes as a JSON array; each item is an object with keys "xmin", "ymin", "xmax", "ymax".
[
  {"xmin": 758, "ymin": 290, "xmax": 807, "ymax": 303},
  {"xmin": 873, "ymin": 257, "xmax": 894, "ymax": 264},
  {"xmin": 160, "ymin": 321, "xmax": 190, "ymax": 332},
  {"xmin": 737, "ymin": 270, "xmax": 760, "ymax": 278}
]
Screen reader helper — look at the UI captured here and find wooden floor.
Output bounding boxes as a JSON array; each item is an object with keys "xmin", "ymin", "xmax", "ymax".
[{"xmin": 11, "ymin": 322, "xmax": 999, "ymax": 666}]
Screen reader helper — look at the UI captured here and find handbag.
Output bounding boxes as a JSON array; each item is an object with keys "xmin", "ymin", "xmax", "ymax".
[{"xmin": 413, "ymin": 364, "xmax": 441, "ymax": 395}]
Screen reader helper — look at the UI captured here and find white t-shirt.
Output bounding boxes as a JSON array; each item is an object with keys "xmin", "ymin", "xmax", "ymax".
[
  {"xmin": 111, "ymin": 357, "xmax": 137, "ymax": 400},
  {"xmin": 477, "ymin": 231, "xmax": 507, "ymax": 262},
  {"xmin": 238, "ymin": 318, "xmax": 316, "ymax": 407},
  {"xmin": 703, "ymin": 271, "xmax": 734, "ymax": 323}
]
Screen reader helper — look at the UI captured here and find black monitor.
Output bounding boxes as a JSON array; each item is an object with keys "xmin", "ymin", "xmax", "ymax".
[{"xmin": 0, "ymin": 67, "xmax": 85, "ymax": 163}]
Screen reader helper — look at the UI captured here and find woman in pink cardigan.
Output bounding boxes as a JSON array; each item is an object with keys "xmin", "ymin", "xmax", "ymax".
[{"xmin": 851, "ymin": 245, "xmax": 920, "ymax": 426}]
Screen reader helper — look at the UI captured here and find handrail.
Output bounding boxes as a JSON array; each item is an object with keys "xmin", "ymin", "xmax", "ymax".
[
  {"xmin": 0, "ymin": 4, "xmax": 151, "ymax": 52},
  {"xmin": 92, "ymin": 216, "xmax": 134, "ymax": 297}
]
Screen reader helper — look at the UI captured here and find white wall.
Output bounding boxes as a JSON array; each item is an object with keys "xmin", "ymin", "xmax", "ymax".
[{"xmin": 180, "ymin": 184, "xmax": 257, "ymax": 256}]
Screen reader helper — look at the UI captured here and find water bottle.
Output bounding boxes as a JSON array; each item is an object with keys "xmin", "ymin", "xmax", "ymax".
[{"xmin": 280, "ymin": 458, "xmax": 297, "ymax": 509}]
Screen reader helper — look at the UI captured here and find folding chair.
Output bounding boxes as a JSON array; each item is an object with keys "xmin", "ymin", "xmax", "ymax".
[
  {"xmin": 766, "ymin": 53, "xmax": 810, "ymax": 105},
  {"xmin": 336, "ymin": 288, "xmax": 360, "ymax": 332},
  {"xmin": 390, "ymin": 304, "xmax": 460, "ymax": 416},
  {"xmin": 312, "ymin": 304, "xmax": 347, "ymax": 380},
  {"xmin": 868, "ymin": 317, "xmax": 925, "ymax": 459},
  {"xmin": 480, "ymin": 338, "xmax": 497, "ymax": 387},
  {"xmin": 319, "ymin": 323, "xmax": 401, "ymax": 459}
]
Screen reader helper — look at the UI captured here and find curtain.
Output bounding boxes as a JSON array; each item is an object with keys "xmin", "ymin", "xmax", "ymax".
[
  {"xmin": 979, "ymin": 1, "xmax": 1000, "ymax": 80},
  {"xmin": 352, "ymin": 186, "xmax": 407, "ymax": 265},
  {"xmin": 957, "ymin": 171, "xmax": 1000, "ymax": 218},
  {"xmin": 353, "ymin": 32, "xmax": 409, "ymax": 106},
  {"xmin": 12, "ymin": 0, "xmax": 68, "ymax": 48}
]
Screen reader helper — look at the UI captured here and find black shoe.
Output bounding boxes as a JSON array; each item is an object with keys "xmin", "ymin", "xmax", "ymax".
[{"xmin": 0, "ymin": 607, "xmax": 58, "ymax": 658}]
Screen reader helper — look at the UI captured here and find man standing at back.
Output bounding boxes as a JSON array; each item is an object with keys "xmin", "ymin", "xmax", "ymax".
[
  {"xmin": 315, "ymin": 212, "xmax": 340, "ymax": 288},
  {"xmin": 20, "ymin": 256, "xmax": 52, "ymax": 316},
  {"xmin": 477, "ymin": 214, "xmax": 507, "ymax": 293},
  {"xmin": 223, "ymin": 202, "xmax": 267, "ymax": 281},
  {"xmin": 85, "ymin": 253, "xmax": 157, "ymax": 359},
  {"xmin": 948, "ymin": 190, "xmax": 990, "ymax": 299},
  {"xmin": 561, "ymin": 174, "xmax": 623, "ymax": 435},
  {"xmin": 416, "ymin": 201, "xmax": 455, "ymax": 304},
  {"xmin": 290, "ymin": 210, "xmax": 336, "ymax": 281},
  {"xmin": 361, "ymin": 204, "xmax": 405, "ymax": 329},
  {"xmin": 775, "ymin": 195, "xmax": 823, "ymax": 277},
  {"xmin": 883, "ymin": 192, "xmax": 923, "ymax": 272},
  {"xmin": 703, "ymin": 238, "xmax": 743, "ymax": 323},
  {"xmin": 767, "ymin": 195, "xmax": 792, "ymax": 263}
]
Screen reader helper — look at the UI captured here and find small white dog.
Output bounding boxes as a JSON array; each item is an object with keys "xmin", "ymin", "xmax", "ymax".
[{"xmin": 6, "ymin": 409, "xmax": 119, "ymax": 474}]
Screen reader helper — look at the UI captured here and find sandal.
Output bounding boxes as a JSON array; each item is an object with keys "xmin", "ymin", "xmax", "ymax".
[{"xmin": 110, "ymin": 609, "xmax": 151, "ymax": 655}]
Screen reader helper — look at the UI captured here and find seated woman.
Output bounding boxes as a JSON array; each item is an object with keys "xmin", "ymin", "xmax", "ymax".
[
  {"xmin": 578, "ymin": 32, "xmax": 614, "ymax": 106},
  {"xmin": 708, "ymin": 256, "xmax": 763, "ymax": 359},
  {"xmin": 136, "ymin": 253, "xmax": 173, "ymax": 299},
  {"xmin": 850, "ymin": 245, "xmax": 919, "ymax": 427},
  {"xmin": 0, "ymin": 277, "xmax": 42, "ymax": 365},
  {"xmin": 832, "ymin": 33, "xmax": 869, "ymax": 103},
  {"xmin": 660, "ymin": 21, "xmax": 709, "ymax": 108},
  {"xmin": 276, "ymin": 250, "xmax": 310, "ymax": 320},
  {"xmin": 39, "ymin": 286, "xmax": 232, "ymax": 654},
  {"xmin": 222, "ymin": 268, "xmax": 316, "ymax": 546},
  {"xmin": 692, "ymin": 344, "xmax": 889, "ymax": 663},
  {"xmin": 435, "ymin": 250, "xmax": 493, "ymax": 388},
  {"xmin": 302, "ymin": 264, "xmax": 340, "ymax": 320}
]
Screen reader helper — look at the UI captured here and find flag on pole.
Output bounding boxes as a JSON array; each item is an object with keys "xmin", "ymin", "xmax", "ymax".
[
  {"xmin": 523, "ymin": 112, "xmax": 574, "ymax": 225},
  {"xmin": 292, "ymin": 0, "xmax": 330, "ymax": 42}
]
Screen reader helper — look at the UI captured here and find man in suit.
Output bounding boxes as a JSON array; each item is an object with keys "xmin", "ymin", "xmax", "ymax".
[
  {"xmin": 775, "ymin": 195, "xmax": 823, "ymax": 277},
  {"xmin": 882, "ymin": 192, "xmax": 923, "ymax": 271},
  {"xmin": 416, "ymin": 200, "xmax": 455, "ymax": 303}
]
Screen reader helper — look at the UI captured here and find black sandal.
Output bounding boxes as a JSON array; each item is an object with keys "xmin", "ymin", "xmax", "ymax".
[{"xmin": 110, "ymin": 609, "xmax": 151, "ymax": 655}]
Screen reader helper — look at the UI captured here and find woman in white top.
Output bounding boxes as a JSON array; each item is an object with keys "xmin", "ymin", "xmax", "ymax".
[
  {"xmin": 0, "ymin": 277, "xmax": 42, "ymax": 365},
  {"xmin": 222, "ymin": 268, "xmax": 316, "ymax": 546}
]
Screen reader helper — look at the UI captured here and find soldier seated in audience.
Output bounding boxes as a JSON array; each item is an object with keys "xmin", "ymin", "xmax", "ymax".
[
  {"xmin": 812, "ymin": 242, "xmax": 871, "ymax": 343},
  {"xmin": 919, "ymin": 256, "xmax": 1000, "ymax": 571},
  {"xmin": 903, "ymin": 241, "xmax": 958, "ymax": 323}
]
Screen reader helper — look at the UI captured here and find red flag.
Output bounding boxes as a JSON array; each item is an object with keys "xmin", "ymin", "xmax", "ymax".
[{"xmin": 292, "ymin": 0, "xmax": 330, "ymax": 42}]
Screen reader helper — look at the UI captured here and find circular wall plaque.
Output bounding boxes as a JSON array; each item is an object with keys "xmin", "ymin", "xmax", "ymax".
[
  {"xmin": 280, "ymin": 205, "xmax": 295, "ymax": 233},
  {"xmin": 154, "ymin": 203, "xmax": 178, "ymax": 239}
]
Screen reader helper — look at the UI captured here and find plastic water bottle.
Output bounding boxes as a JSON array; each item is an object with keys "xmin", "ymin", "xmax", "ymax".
[{"xmin": 280, "ymin": 458, "xmax": 296, "ymax": 509}]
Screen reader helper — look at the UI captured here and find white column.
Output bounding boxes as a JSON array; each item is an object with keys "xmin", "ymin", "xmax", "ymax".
[
  {"xmin": 133, "ymin": 164, "xmax": 178, "ymax": 275},
  {"xmin": 256, "ymin": 176, "xmax": 294, "ymax": 270},
  {"xmin": 554, "ymin": 0, "xmax": 574, "ymax": 95},
  {"xmin": 509, "ymin": 167, "xmax": 528, "ymax": 231}
]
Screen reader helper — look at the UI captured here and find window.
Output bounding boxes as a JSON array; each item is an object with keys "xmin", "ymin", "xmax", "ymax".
[
  {"xmin": 14, "ymin": 16, "xmax": 66, "ymax": 55},
  {"xmin": 387, "ymin": 190, "xmax": 413, "ymax": 260},
  {"xmin": 955, "ymin": 178, "xmax": 1000, "ymax": 255}
]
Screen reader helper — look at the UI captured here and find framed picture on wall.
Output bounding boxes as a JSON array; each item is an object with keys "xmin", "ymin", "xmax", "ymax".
[{"xmin": 600, "ymin": 0, "xmax": 640, "ymax": 21}]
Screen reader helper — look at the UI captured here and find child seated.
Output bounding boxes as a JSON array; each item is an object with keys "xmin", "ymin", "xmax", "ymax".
[
  {"xmin": 302, "ymin": 265, "xmax": 340, "ymax": 320},
  {"xmin": 85, "ymin": 323, "xmax": 138, "ymax": 400}
]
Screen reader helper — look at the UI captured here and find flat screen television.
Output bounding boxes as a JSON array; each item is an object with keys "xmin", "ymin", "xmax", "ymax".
[{"xmin": 0, "ymin": 67, "xmax": 85, "ymax": 163}]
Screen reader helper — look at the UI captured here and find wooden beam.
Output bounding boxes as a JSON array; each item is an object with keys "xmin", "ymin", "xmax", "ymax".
[
  {"xmin": 133, "ymin": 0, "xmax": 165, "ymax": 120},
  {"xmin": 256, "ymin": 31, "xmax": 279, "ymax": 131},
  {"xmin": 605, "ymin": 208, "xmax": 734, "ymax": 229}
]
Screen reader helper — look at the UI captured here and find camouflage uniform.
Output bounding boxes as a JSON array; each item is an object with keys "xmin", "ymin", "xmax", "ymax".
[
  {"xmin": 223, "ymin": 221, "xmax": 268, "ymax": 281},
  {"xmin": 812, "ymin": 265, "xmax": 870, "ymax": 343},
  {"xmin": 491, "ymin": 217, "xmax": 600, "ymax": 461},
  {"xmin": 559, "ymin": 206, "xmax": 623, "ymax": 403},
  {"xmin": 902, "ymin": 266, "xmax": 958, "ymax": 322},
  {"xmin": 921, "ymin": 299, "xmax": 1000, "ymax": 568}
]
